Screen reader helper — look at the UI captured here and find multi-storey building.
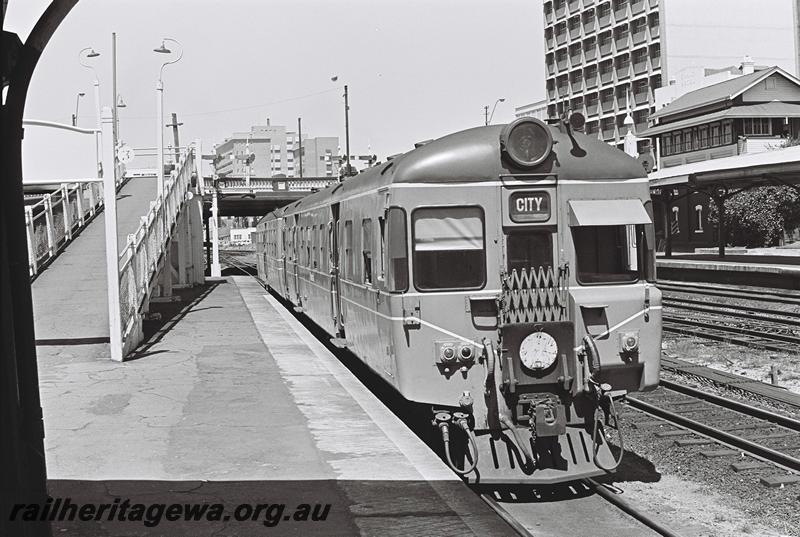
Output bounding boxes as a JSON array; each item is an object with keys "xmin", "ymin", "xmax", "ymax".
[
  {"xmin": 542, "ymin": 0, "xmax": 798, "ymax": 153},
  {"xmin": 215, "ymin": 122, "xmax": 341, "ymax": 178},
  {"xmin": 292, "ymin": 136, "xmax": 339, "ymax": 177},
  {"xmin": 515, "ymin": 99, "xmax": 549, "ymax": 120}
]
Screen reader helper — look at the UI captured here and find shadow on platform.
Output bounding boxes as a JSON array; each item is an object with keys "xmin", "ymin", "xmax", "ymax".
[
  {"xmin": 128, "ymin": 282, "xmax": 222, "ymax": 361},
  {"xmin": 5, "ymin": 479, "xmax": 511, "ymax": 536}
]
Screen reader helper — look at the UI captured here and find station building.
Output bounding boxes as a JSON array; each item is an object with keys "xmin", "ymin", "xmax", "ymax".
[
  {"xmin": 541, "ymin": 0, "xmax": 798, "ymax": 154},
  {"xmin": 640, "ymin": 65, "xmax": 800, "ymax": 251}
]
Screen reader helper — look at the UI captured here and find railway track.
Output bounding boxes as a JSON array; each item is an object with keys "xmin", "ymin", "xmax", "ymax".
[
  {"xmin": 658, "ymin": 280, "xmax": 800, "ymax": 352},
  {"xmin": 661, "ymin": 356, "xmax": 800, "ymax": 408},
  {"xmin": 219, "ymin": 251, "xmax": 261, "ymax": 281},
  {"xmin": 657, "ymin": 280, "xmax": 800, "ymax": 305},
  {"xmin": 626, "ymin": 380, "xmax": 800, "ymax": 478},
  {"xmin": 480, "ymin": 480, "xmax": 681, "ymax": 537}
]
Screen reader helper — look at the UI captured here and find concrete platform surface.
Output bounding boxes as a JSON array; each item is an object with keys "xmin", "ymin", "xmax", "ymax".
[
  {"xmin": 657, "ymin": 254, "xmax": 800, "ymax": 274},
  {"xmin": 36, "ymin": 276, "xmax": 513, "ymax": 536}
]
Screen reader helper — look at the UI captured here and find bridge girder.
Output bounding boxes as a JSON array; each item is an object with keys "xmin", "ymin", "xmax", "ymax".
[{"xmin": 202, "ymin": 191, "xmax": 308, "ymax": 217}]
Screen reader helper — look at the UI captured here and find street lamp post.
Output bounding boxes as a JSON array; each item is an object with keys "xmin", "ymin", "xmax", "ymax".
[
  {"xmin": 485, "ymin": 98, "xmax": 506, "ymax": 126},
  {"xmin": 112, "ymin": 32, "xmax": 120, "ymax": 184},
  {"xmin": 78, "ymin": 47, "xmax": 101, "ymax": 128},
  {"xmin": 72, "ymin": 91, "xmax": 85, "ymax": 126},
  {"xmin": 153, "ymin": 38, "xmax": 183, "ymax": 198}
]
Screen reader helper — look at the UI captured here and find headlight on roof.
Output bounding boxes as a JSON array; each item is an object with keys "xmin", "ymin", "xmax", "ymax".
[{"xmin": 500, "ymin": 117, "xmax": 553, "ymax": 168}]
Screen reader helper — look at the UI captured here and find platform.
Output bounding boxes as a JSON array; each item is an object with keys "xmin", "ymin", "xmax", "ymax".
[
  {"xmin": 657, "ymin": 253, "xmax": 800, "ymax": 288},
  {"xmin": 36, "ymin": 276, "xmax": 514, "ymax": 536}
]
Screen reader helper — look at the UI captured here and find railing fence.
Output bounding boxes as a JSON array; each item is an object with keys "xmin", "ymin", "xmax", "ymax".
[{"xmin": 25, "ymin": 181, "xmax": 105, "ymax": 277}]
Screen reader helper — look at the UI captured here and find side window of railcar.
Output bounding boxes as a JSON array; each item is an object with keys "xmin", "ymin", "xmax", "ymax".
[
  {"xmin": 362, "ymin": 219, "xmax": 373, "ymax": 284},
  {"xmin": 642, "ymin": 201, "xmax": 656, "ymax": 282},
  {"xmin": 306, "ymin": 227, "xmax": 311, "ymax": 267},
  {"xmin": 310, "ymin": 226, "xmax": 316, "ymax": 268},
  {"xmin": 413, "ymin": 206, "xmax": 485, "ymax": 291},
  {"xmin": 385, "ymin": 208, "xmax": 408, "ymax": 292},
  {"xmin": 313, "ymin": 225, "xmax": 319, "ymax": 269},
  {"xmin": 344, "ymin": 220, "xmax": 353, "ymax": 280},
  {"xmin": 507, "ymin": 231, "xmax": 553, "ymax": 274},
  {"xmin": 572, "ymin": 224, "xmax": 641, "ymax": 284},
  {"xmin": 306, "ymin": 226, "xmax": 312, "ymax": 267},
  {"xmin": 298, "ymin": 227, "xmax": 304, "ymax": 265},
  {"xmin": 378, "ymin": 217, "xmax": 386, "ymax": 281},
  {"xmin": 299, "ymin": 227, "xmax": 304, "ymax": 265},
  {"xmin": 320, "ymin": 225, "xmax": 328, "ymax": 271}
]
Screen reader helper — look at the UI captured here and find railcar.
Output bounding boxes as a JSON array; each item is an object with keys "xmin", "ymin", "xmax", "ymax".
[{"xmin": 254, "ymin": 116, "xmax": 662, "ymax": 484}]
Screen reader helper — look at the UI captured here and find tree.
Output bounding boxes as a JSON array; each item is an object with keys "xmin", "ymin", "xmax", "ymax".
[{"xmin": 708, "ymin": 186, "xmax": 800, "ymax": 247}]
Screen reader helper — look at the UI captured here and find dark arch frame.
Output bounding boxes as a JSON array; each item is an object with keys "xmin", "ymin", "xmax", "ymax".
[{"xmin": 2, "ymin": 2, "xmax": 78, "ymax": 536}]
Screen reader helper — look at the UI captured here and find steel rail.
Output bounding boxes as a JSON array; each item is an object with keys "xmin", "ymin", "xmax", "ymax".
[
  {"xmin": 658, "ymin": 282, "xmax": 800, "ymax": 306},
  {"xmin": 661, "ymin": 357, "xmax": 800, "ymax": 409},
  {"xmin": 583, "ymin": 479, "xmax": 683, "ymax": 537},
  {"xmin": 625, "ymin": 395, "xmax": 800, "ymax": 472},
  {"xmin": 659, "ymin": 380, "xmax": 800, "ymax": 431},
  {"xmin": 662, "ymin": 321, "xmax": 794, "ymax": 353},
  {"xmin": 663, "ymin": 297, "xmax": 800, "ymax": 323},
  {"xmin": 662, "ymin": 316, "xmax": 800, "ymax": 345},
  {"xmin": 478, "ymin": 494, "xmax": 537, "ymax": 537},
  {"xmin": 219, "ymin": 252, "xmax": 264, "ymax": 285}
]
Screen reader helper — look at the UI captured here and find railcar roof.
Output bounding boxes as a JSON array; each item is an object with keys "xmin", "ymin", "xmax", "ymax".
[{"xmin": 259, "ymin": 122, "xmax": 645, "ymax": 222}]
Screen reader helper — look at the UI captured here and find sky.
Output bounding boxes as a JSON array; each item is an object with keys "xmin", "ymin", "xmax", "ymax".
[{"xmin": 6, "ymin": 0, "xmax": 545, "ymax": 180}]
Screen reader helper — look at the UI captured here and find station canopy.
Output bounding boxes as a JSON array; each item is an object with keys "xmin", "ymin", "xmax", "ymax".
[{"xmin": 648, "ymin": 144, "xmax": 800, "ymax": 190}]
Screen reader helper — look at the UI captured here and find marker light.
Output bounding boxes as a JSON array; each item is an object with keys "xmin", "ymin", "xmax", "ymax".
[
  {"xmin": 442, "ymin": 345, "xmax": 456, "ymax": 362},
  {"xmin": 459, "ymin": 345, "xmax": 474, "ymax": 362},
  {"xmin": 620, "ymin": 331, "xmax": 639, "ymax": 353},
  {"xmin": 500, "ymin": 117, "xmax": 553, "ymax": 168}
]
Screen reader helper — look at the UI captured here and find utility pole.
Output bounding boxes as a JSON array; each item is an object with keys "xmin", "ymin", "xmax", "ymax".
[
  {"xmin": 344, "ymin": 85, "xmax": 351, "ymax": 177},
  {"xmin": 166, "ymin": 112, "xmax": 183, "ymax": 164},
  {"xmin": 297, "ymin": 117, "xmax": 303, "ymax": 178}
]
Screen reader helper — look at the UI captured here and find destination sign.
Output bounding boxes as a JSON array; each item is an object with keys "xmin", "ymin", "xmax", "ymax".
[{"xmin": 509, "ymin": 191, "xmax": 551, "ymax": 223}]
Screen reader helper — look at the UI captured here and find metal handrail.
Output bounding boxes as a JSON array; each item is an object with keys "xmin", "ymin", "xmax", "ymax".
[
  {"xmin": 26, "ymin": 181, "xmax": 104, "ymax": 278},
  {"xmin": 23, "ymin": 119, "xmax": 110, "ymax": 279},
  {"xmin": 117, "ymin": 145, "xmax": 196, "ymax": 346}
]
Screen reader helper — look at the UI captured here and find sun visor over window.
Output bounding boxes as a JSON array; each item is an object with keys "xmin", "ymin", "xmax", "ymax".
[
  {"xmin": 414, "ymin": 208, "xmax": 483, "ymax": 251},
  {"xmin": 568, "ymin": 199, "xmax": 652, "ymax": 226}
]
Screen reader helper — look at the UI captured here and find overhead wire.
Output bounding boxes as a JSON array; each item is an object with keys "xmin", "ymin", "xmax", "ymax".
[{"xmin": 118, "ymin": 86, "xmax": 342, "ymax": 120}]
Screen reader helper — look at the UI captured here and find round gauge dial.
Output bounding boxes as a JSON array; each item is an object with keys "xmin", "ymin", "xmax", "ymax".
[{"xmin": 519, "ymin": 332, "xmax": 558, "ymax": 371}]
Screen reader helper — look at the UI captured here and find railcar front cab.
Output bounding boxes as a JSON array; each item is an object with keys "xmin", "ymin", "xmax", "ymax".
[{"xmin": 434, "ymin": 117, "xmax": 660, "ymax": 484}]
